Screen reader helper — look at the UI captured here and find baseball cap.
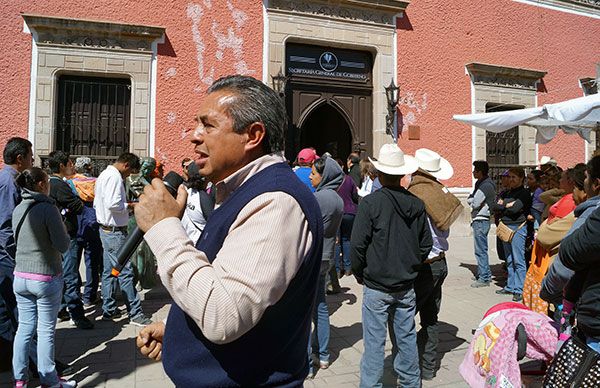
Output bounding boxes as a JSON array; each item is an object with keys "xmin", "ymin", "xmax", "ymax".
[{"xmin": 297, "ymin": 148, "xmax": 319, "ymax": 164}]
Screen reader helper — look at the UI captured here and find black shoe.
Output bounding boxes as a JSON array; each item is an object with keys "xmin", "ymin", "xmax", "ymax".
[
  {"xmin": 101, "ymin": 310, "xmax": 122, "ymax": 322},
  {"xmin": 56, "ymin": 359, "xmax": 76, "ymax": 376},
  {"xmin": 512, "ymin": 293, "xmax": 523, "ymax": 302},
  {"xmin": 495, "ymin": 289, "xmax": 512, "ymax": 295},
  {"xmin": 83, "ymin": 296, "xmax": 101, "ymax": 307},
  {"xmin": 57, "ymin": 308, "xmax": 70, "ymax": 322},
  {"xmin": 70, "ymin": 316, "xmax": 94, "ymax": 330},
  {"xmin": 129, "ymin": 314, "xmax": 153, "ymax": 327},
  {"xmin": 326, "ymin": 286, "xmax": 341, "ymax": 295}
]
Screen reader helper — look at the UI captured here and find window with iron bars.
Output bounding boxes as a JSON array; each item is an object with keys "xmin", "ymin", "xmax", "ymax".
[
  {"xmin": 485, "ymin": 102, "xmax": 525, "ymax": 188},
  {"xmin": 50, "ymin": 75, "xmax": 131, "ymax": 176}
]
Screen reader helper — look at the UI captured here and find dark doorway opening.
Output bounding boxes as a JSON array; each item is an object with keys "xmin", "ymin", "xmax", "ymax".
[{"xmin": 300, "ymin": 103, "xmax": 352, "ymax": 161}]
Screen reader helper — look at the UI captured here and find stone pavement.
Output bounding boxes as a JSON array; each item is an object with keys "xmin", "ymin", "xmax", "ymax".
[{"xmin": 1, "ymin": 232, "xmax": 524, "ymax": 388}]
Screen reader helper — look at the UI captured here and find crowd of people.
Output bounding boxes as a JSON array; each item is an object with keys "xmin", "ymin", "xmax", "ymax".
[
  {"xmin": 465, "ymin": 155, "xmax": 600, "ymax": 385},
  {"xmin": 1, "ymin": 73, "xmax": 599, "ymax": 387},
  {"xmin": 0, "ymin": 138, "xmax": 215, "ymax": 387}
]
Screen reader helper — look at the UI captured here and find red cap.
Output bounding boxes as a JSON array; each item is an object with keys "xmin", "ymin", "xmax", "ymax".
[{"xmin": 297, "ymin": 148, "xmax": 319, "ymax": 164}]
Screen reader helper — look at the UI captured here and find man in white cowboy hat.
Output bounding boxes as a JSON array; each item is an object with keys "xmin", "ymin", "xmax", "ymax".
[
  {"xmin": 350, "ymin": 143, "xmax": 432, "ymax": 387},
  {"xmin": 405, "ymin": 148, "xmax": 460, "ymax": 380},
  {"xmin": 539, "ymin": 155, "xmax": 558, "ymax": 167}
]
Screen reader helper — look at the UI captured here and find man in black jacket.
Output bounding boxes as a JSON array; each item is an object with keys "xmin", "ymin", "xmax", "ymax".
[
  {"xmin": 48, "ymin": 151, "xmax": 93, "ymax": 330},
  {"xmin": 351, "ymin": 144, "xmax": 432, "ymax": 387}
]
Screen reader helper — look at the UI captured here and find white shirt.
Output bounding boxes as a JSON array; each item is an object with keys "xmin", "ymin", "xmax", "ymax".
[
  {"xmin": 181, "ymin": 187, "xmax": 208, "ymax": 245},
  {"xmin": 427, "ymin": 216, "xmax": 449, "ymax": 259},
  {"xmin": 358, "ymin": 176, "xmax": 374, "ymax": 198},
  {"xmin": 94, "ymin": 165, "xmax": 129, "ymax": 227}
]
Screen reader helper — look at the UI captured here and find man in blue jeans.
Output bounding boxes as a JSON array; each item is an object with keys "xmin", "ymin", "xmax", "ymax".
[
  {"xmin": 0, "ymin": 137, "xmax": 33, "ymax": 370},
  {"xmin": 94, "ymin": 153, "xmax": 152, "ymax": 326},
  {"xmin": 468, "ymin": 161, "xmax": 496, "ymax": 288},
  {"xmin": 350, "ymin": 144, "xmax": 432, "ymax": 387},
  {"xmin": 47, "ymin": 150, "xmax": 94, "ymax": 330}
]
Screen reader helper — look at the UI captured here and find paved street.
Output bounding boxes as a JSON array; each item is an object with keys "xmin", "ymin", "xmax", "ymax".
[{"xmin": 1, "ymin": 232, "xmax": 523, "ymax": 387}]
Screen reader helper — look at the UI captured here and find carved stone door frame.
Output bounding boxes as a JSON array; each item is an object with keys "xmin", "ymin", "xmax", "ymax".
[
  {"xmin": 286, "ymin": 80, "xmax": 373, "ymax": 160},
  {"xmin": 265, "ymin": 0, "xmax": 408, "ymax": 157}
]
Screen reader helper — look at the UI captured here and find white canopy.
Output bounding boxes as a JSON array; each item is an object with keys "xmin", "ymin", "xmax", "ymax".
[{"xmin": 453, "ymin": 93, "xmax": 600, "ymax": 144}]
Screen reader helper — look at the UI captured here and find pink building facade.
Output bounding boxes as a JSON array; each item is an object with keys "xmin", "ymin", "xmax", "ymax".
[{"xmin": 1, "ymin": 0, "xmax": 599, "ymax": 188}]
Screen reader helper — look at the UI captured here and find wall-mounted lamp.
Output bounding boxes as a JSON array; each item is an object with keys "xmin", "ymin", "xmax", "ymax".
[
  {"xmin": 271, "ymin": 68, "xmax": 289, "ymax": 98},
  {"xmin": 384, "ymin": 79, "xmax": 400, "ymax": 140}
]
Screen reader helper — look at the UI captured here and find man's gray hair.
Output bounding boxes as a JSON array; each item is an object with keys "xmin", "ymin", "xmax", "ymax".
[{"xmin": 207, "ymin": 75, "xmax": 286, "ymax": 154}]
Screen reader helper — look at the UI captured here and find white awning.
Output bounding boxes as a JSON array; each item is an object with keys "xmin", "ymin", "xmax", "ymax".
[{"xmin": 453, "ymin": 93, "xmax": 600, "ymax": 144}]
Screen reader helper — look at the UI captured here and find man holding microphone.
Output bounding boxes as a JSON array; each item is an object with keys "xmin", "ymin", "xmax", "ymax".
[{"xmin": 135, "ymin": 75, "xmax": 323, "ymax": 386}]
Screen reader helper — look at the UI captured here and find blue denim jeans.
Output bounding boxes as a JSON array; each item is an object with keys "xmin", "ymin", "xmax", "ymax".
[
  {"xmin": 334, "ymin": 214, "xmax": 355, "ymax": 272},
  {"xmin": 99, "ymin": 229, "xmax": 143, "ymax": 318},
  {"xmin": 78, "ymin": 227, "xmax": 103, "ymax": 304},
  {"xmin": 530, "ymin": 208, "xmax": 542, "ymax": 227},
  {"xmin": 472, "ymin": 220, "xmax": 491, "ymax": 282},
  {"xmin": 502, "ymin": 224, "xmax": 527, "ymax": 294},
  {"xmin": 61, "ymin": 238, "xmax": 85, "ymax": 320},
  {"xmin": 13, "ymin": 275, "xmax": 62, "ymax": 386},
  {"xmin": 587, "ymin": 337, "xmax": 600, "ymax": 353},
  {"xmin": 308, "ymin": 262, "xmax": 330, "ymax": 372},
  {"xmin": 361, "ymin": 286, "xmax": 420, "ymax": 388}
]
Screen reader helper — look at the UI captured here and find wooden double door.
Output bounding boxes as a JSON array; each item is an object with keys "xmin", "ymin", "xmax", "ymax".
[{"xmin": 284, "ymin": 81, "xmax": 373, "ymax": 162}]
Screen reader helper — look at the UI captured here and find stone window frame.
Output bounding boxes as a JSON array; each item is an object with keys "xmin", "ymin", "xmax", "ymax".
[
  {"xmin": 265, "ymin": 0, "xmax": 409, "ymax": 156},
  {"xmin": 466, "ymin": 62, "xmax": 547, "ymax": 167},
  {"xmin": 22, "ymin": 14, "xmax": 164, "ymax": 161}
]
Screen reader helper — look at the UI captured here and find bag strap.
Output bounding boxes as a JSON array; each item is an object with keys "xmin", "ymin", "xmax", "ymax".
[{"xmin": 14, "ymin": 202, "xmax": 41, "ymax": 245}]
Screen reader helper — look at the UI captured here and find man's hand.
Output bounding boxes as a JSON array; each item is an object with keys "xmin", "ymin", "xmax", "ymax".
[
  {"xmin": 136, "ymin": 321, "xmax": 165, "ymax": 361},
  {"xmin": 135, "ymin": 179, "xmax": 187, "ymax": 232}
]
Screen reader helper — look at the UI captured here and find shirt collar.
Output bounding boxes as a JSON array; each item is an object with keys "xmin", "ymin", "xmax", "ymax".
[
  {"xmin": 107, "ymin": 165, "xmax": 122, "ymax": 177},
  {"xmin": 4, "ymin": 165, "xmax": 19, "ymax": 178},
  {"xmin": 215, "ymin": 152, "xmax": 286, "ymax": 204}
]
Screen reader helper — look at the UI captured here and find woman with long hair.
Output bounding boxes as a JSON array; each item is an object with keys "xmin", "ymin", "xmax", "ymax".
[
  {"xmin": 11, "ymin": 167, "xmax": 76, "ymax": 388},
  {"xmin": 493, "ymin": 167, "xmax": 532, "ymax": 302}
]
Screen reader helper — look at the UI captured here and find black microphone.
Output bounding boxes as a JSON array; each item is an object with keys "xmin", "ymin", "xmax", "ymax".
[{"xmin": 111, "ymin": 171, "xmax": 184, "ymax": 277}]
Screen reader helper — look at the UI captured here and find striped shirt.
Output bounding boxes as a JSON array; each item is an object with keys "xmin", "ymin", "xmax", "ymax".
[{"xmin": 144, "ymin": 152, "xmax": 313, "ymax": 344}]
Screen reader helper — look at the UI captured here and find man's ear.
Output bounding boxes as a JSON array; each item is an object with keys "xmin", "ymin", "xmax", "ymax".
[
  {"xmin": 593, "ymin": 178, "xmax": 600, "ymax": 194},
  {"xmin": 245, "ymin": 122, "xmax": 266, "ymax": 152}
]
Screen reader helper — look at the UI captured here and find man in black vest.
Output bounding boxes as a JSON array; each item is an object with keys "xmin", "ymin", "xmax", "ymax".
[{"xmin": 134, "ymin": 75, "xmax": 323, "ymax": 386}]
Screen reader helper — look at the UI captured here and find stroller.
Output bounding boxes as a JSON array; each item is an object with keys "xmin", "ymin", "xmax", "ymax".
[{"xmin": 459, "ymin": 302, "xmax": 558, "ymax": 387}]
